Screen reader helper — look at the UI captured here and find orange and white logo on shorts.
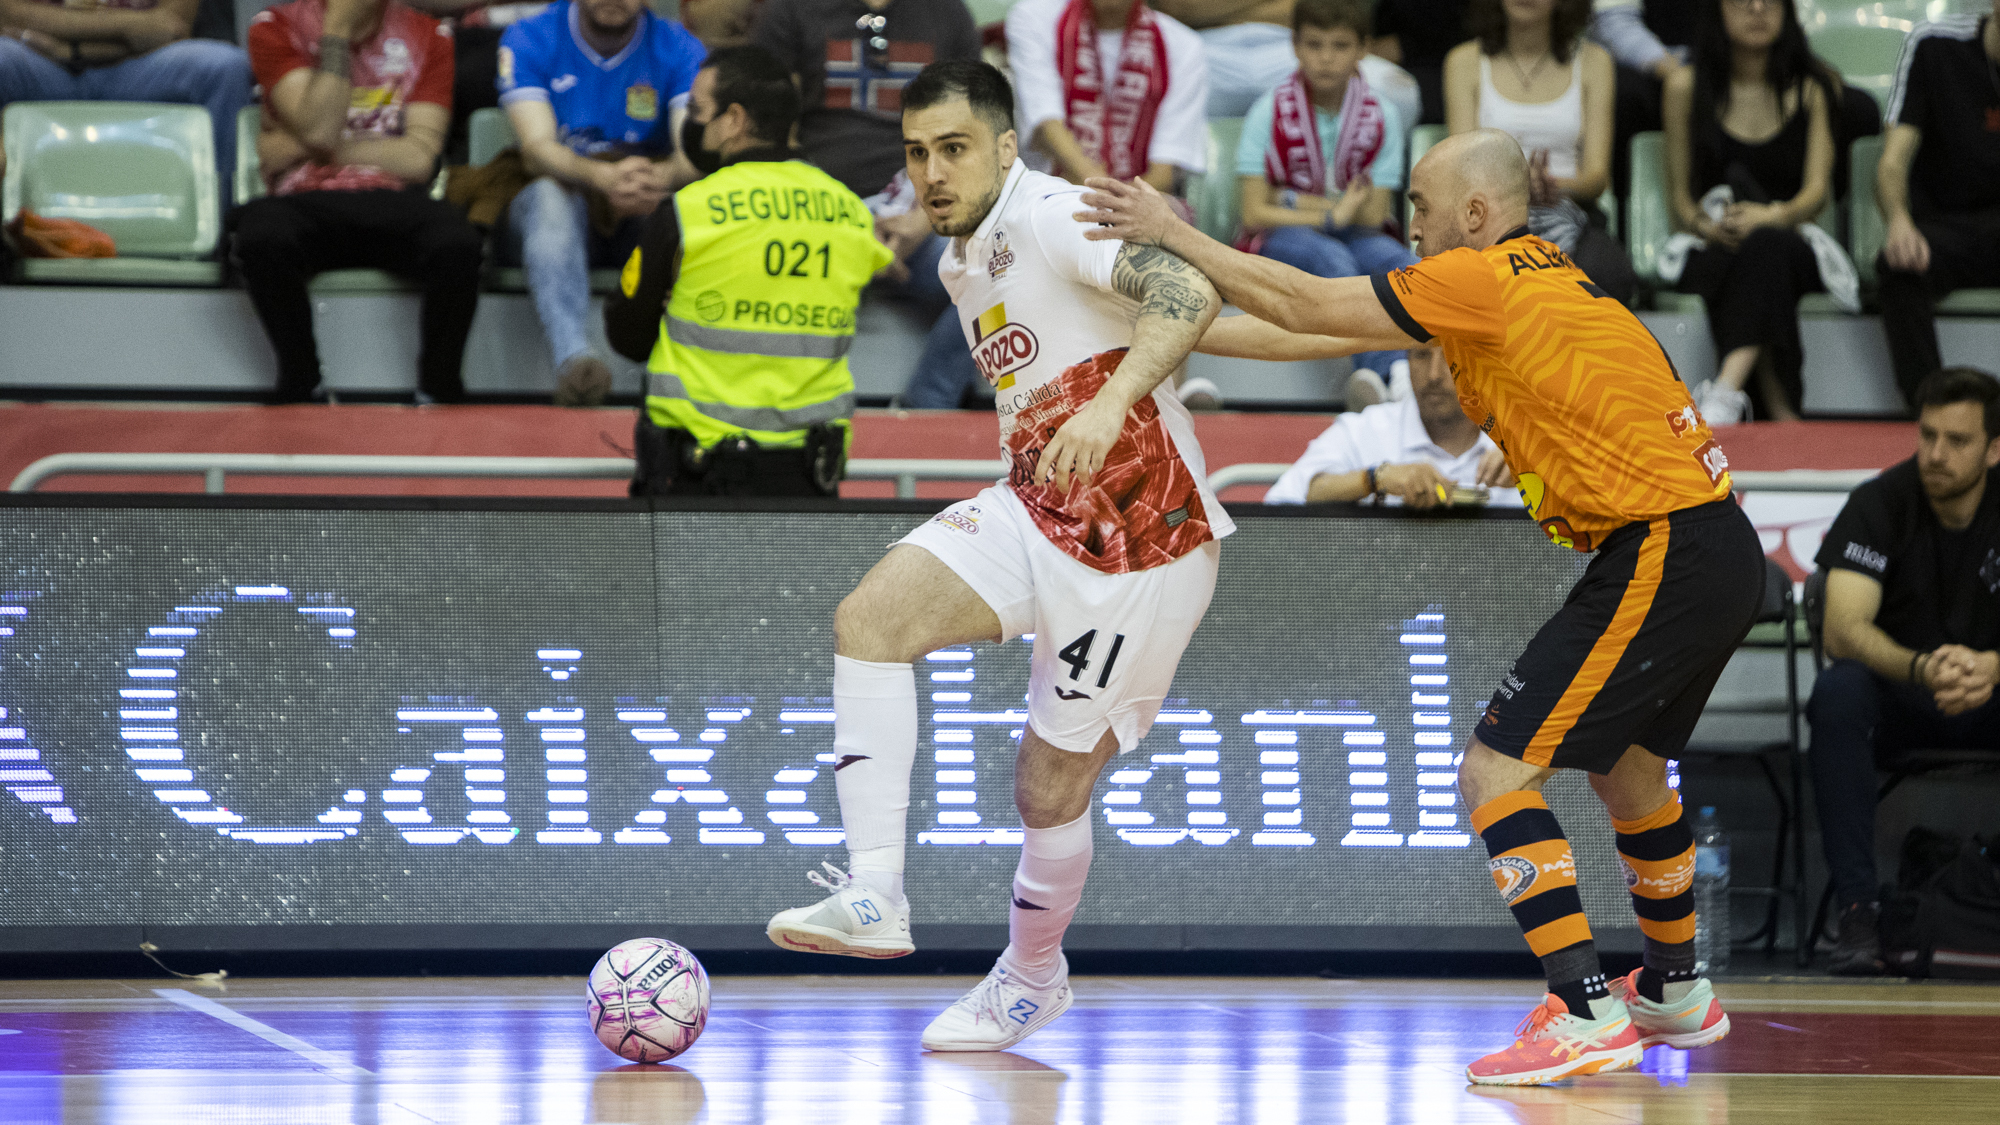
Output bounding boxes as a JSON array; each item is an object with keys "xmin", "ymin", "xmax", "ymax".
[{"xmin": 971, "ymin": 303, "xmax": 1038, "ymax": 391}]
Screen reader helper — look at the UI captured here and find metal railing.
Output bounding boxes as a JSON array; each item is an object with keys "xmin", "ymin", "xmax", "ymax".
[
  {"xmin": 7, "ymin": 453, "xmax": 1008, "ymax": 499},
  {"xmin": 1202, "ymin": 463, "xmax": 1878, "ymax": 495},
  {"xmin": 8, "ymin": 452, "xmax": 1878, "ymax": 499}
]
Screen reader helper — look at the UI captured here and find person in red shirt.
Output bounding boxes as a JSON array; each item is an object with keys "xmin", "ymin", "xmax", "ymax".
[{"xmin": 236, "ymin": 0, "xmax": 483, "ymax": 404}]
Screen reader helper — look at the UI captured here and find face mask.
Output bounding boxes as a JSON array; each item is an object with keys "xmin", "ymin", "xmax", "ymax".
[{"xmin": 681, "ymin": 114, "xmax": 723, "ymax": 175}]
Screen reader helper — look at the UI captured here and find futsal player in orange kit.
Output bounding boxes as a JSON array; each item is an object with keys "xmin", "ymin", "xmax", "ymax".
[{"xmin": 1079, "ymin": 129, "xmax": 1762, "ymax": 1086}]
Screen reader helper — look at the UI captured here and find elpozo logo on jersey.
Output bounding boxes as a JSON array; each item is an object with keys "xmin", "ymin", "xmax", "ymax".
[{"xmin": 971, "ymin": 303, "xmax": 1036, "ymax": 390}]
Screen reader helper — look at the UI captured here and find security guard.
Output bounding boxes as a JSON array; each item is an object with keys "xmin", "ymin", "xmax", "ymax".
[{"xmin": 606, "ymin": 45, "xmax": 891, "ymax": 496}]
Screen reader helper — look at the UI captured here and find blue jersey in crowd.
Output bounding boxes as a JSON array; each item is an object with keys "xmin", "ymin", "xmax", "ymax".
[{"xmin": 497, "ymin": 1, "xmax": 705, "ymax": 156}]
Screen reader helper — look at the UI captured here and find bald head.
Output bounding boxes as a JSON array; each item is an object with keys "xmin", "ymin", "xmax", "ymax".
[{"xmin": 1408, "ymin": 129, "xmax": 1532, "ymax": 257}]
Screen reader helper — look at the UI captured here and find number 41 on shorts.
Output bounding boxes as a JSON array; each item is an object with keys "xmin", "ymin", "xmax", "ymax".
[{"xmin": 1058, "ymin": 630, "xmax": 1126, "ymax": 688}]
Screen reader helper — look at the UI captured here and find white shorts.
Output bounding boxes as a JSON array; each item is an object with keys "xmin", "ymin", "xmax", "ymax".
[{"xmin": 899, "ymin": 485, "xmax": 1220, "ymax": 754}]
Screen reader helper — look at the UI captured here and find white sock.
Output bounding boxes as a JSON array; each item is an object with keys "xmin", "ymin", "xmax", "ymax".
[
  {"xmin": 832, "ymin": 654, "xmax": 916, "ymax": 902},
  {"xmin": 998, "ymin": 811, "xmax": 1093, "ymax": 989}
]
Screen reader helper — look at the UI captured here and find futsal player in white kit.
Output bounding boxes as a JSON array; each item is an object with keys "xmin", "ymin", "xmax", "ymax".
[{"xmin": 764, "ymin": 60, "xmax": 1344, "ymax": 1051}]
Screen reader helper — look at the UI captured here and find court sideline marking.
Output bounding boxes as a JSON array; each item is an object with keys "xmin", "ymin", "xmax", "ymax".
[{"xmin": 154, "ymin": 988, "xmax": 375, "ymax": 1081}]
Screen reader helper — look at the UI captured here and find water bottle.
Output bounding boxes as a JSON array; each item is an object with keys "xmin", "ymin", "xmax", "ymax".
[{"xmin": 1692, "ymin": 806, "xmax": 1731, "ymax": 975}]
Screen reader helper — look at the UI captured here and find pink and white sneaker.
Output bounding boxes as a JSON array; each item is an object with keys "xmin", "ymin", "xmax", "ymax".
[
  {"xmin": 1612, "ymin": 968, "xmax": 1732, "ymax": 1049},
  {"xmin": 1465, "ymin": 993, "xmax": 1643, "ymax": 1086}
]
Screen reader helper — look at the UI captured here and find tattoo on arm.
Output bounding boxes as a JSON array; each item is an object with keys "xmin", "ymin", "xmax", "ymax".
[{"xmin": 1111, "ymin": 244, "xmax": 1212, "ymax": 322}]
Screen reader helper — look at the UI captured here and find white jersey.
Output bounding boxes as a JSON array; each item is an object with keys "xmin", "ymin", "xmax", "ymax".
[{"xmin": 937, "ymin": 160, "xmax": 1234, "ymax": 575}]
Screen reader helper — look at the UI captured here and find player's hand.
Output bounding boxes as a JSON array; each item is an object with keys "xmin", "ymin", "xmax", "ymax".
[
  {"xmin": 1474, "ymin": 448, "xmax": 1514, "ymax": 489},
  {"xmin": 1075, "ymin": 175, "xmax": 1184, "ymax": 247},
  {"xmin": 1376, "ymin": 461, "xmax": 1452, "ymax": 509},
  {"xmin": 1035, "ymin": 397, "xmax": 1127, "ymax": 495},
  {"xmin": 1883, "ymin": 216, "xmax": 1931, "ymax": 274}
]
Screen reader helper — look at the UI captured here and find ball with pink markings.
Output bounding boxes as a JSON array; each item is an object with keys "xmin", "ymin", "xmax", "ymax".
[{"xmin": 587, "ymin": 937, "xmax": 710, "ymax": 1063}]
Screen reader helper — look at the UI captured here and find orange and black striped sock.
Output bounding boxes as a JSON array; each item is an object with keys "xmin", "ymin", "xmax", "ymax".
[
  {"xmin": 1613, "ymin": 795, "xmax": 1700, "ymax": 1002},
  {"xmin": 1472, "ymin": 791, "xmax": 1607, "ymax": 1016}
]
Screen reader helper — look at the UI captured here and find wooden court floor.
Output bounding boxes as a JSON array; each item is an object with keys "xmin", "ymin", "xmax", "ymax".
[{"xmin": 2, "ymin": 974, "xmax": 1996, "ymax": 1124}]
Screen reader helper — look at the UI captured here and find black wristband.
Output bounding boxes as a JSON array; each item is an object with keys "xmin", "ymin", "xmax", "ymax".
[
  {"xmin": 1365, "ymin": 465, "xmax": 1378, "ymax": 496},
  {"xmin": 1911, "ymin": 650, "xmax": 1927, "ymax": 688}
]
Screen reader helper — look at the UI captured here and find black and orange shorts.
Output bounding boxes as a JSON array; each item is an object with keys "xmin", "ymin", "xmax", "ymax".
[{"xmin": 1477, "ymin": 499, "xmax": 1766, "ymax": 774}]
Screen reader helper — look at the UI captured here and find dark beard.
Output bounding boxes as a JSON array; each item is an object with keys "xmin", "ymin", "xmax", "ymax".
[
  {"xmin": 580, "ymin": 10, "xmax": 640, "ymax": 40},
  {"xmin": 931, "ymin": 178, "xmax": 1003, "ymax": 238}
]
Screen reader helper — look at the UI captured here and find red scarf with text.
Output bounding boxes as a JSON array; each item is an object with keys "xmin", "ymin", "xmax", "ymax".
[
  {"xmin": 1239, "ymin": 70, "xmax": 1388, "ymax": 251},
  {"xmin": 1056, "ymin": 0, "xmax": 1170, "ymax": 183}
]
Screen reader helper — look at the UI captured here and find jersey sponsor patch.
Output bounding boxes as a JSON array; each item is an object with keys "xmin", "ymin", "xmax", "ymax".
[
  {"xmin": 971, "ymin": 303, "xmax": 1038, "ymax": 391},
  {"xmin": 932, "ymin": 505, "xmax": 982, "ymax": 535}
]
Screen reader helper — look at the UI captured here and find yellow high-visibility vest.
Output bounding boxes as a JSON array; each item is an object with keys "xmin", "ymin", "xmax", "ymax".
[{"xmin": 643, "ymin": 158, "xmax": 892, "ymax": 449}]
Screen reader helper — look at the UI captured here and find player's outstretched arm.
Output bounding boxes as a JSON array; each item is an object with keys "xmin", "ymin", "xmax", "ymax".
[
  {"xmin": 1075, "ymin": 177, "xmax": 1424, "ymax": 348},
  {"xmin": 1034, "ymin": 243, "xmax": 1219, "ymax": 494},
  {"xmin": 1197, "ymin": 313, "xmax": 1382, "ymax": 361}
]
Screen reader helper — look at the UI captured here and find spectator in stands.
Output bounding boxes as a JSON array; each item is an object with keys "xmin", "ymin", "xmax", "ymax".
[
  {"xmin": 1875, "ymin": 3, "xmax": 2000, "ymax": 410},
  {"xmin": 237, "ymin": 0, "xmax": 484, "ymax": 404},
  {"xmin": 1444, "ymin": 0, "xmax": 1635, "ymax": 304},
  {"xmin": 1589, "ymin": 0, "xmax": 1685, "ymax": 202},
  {"xmin": 1265, "ymin": 345, "xmax": 1519, "ymax": 504},
  {"xmin": 1152, "ymin": 1, "xmax": 1421, "ymax": 129},
  {"xmin": 1005, "ymin": 0, "xmax": 1210, "ymax": 194},
  {"xmin": 1371, "ymin": 0, "xmax": 1468, "ymax": 125},
  {"xmin": 1807, "ymin": 366, "xmax": 2000, "ymax": 975},
  {"xmin": 1661, "ymin": 0, "xmax": 1841, "ymax": 426},
  {"xmin": 0, "ymin": 0, "xmax": 253, "ymax": 207},
  {"xmin": 753, "ymin": 0, "xmax": 984, "ymax": 409},
  {"xmin": 1236, "ymin": 0, "xmax": 1415, "ymax": 405},
  {"xmin": 498, "ymin": 0, "xmax": 705, "ymax": 405}
]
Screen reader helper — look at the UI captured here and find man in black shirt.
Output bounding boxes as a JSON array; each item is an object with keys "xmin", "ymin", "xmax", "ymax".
[
  {"xmin": 1876, "ymin": 5, "xmax": 2000, "ymax": 405},
  {"xmin": 1808, "ymin": 366, "xmax": 2000, "ymax": 975}
]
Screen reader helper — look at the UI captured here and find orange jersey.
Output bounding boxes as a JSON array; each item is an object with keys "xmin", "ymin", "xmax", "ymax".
[{"xmin": 1372, "ymin": 228, "xmax": 1731, "ymax": 552}]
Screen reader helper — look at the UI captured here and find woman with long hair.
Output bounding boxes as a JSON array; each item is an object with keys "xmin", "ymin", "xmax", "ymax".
[
  {"xmin": 1663, "ymin": 0, "xmax": 1839, "ymax": 424},
  {"xmin": 1443, "ymin": 0, "xmax": 1634, "ymax": 302}
]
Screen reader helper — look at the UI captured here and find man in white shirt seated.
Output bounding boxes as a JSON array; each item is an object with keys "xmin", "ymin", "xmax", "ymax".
[{"xmin": 1265, "ymin": 345, "xmax": 1521, "ymax": 506}]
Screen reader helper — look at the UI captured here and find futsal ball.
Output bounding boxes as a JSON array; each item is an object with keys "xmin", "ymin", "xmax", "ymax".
[{"xmin": 587, "ymin": 937, "xmax": 710, "ymax": 1063}]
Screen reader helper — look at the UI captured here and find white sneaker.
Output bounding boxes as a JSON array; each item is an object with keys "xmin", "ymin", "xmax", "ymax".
[
  {"xmin": 765, "ymin": 862, "xmax": 914, "ymax": 959},
  {"xmin": 1387, "ymin": 358, "xmax": 1413, "ymax": 402},
  {"xmin": 921, "ymin": 959, "xmax": 1073, "ymax": 1051},
  {"xmin": 1696, "ymin": 380, "xmax": 1751, "ymax": 427},
  {"xmin": 1344, "ymin": 369, "xmax": 1387, "ymax": 411}
]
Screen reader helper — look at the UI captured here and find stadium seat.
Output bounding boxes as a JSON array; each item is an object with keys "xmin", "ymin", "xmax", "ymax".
[
  {"xmin": 1847, "ymin": 133, "xmax": 2000, "ymax": 312},
  {"xmin": 1404, "ymin": 123, "xmax": 1447, "ymax": 235},
  {"xmin": 234, "ymin": 103, "xmax": 262, "ymax": 206},
  {"xmin": 467, "ymin": 107, "xmax": 622, "ymax": 295},
  {"xmin": 1808, "ymin": 25, "xmax": 1908, "ymax": 110},
  {"xmin": 963, "ymin": 0, "xmax": 1018, "ymax": 26},
  {"xmin": 468, "ymin": 106, "xmax": 518, "ymax": 170},
  {"xmin": 230, "ymin": 104, "xmax": 419, "ymax": 294},
  {"xmin": 1, "ymin": 101, "xmax": 222, "ymax": 285},
  {"xmin": 1186, "ymin": 117, "xmax": 1245, "ymax": 246}
]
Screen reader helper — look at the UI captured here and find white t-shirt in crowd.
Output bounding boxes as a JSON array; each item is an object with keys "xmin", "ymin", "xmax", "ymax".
[
  {"xmin": 1264, "ymin": 396, "xmax": 1524, "ymax": 507},
  {"xmin": 1004, "ymin": 0, "xmax": 1210, "ymax": 174},
  {"xmin": 938, "ymin": 160, "xmax": 1234, "ymax": 566}
]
